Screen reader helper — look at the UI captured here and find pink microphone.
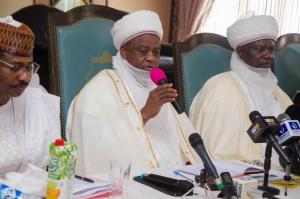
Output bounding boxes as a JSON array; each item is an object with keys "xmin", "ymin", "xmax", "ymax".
[
  {"xmin": 150, "ymin": 67, "xmax": 167, "ymax": 85},
  {"xmin": 149, "ymin": 67, "xmax": 184, "ymax": 114}
]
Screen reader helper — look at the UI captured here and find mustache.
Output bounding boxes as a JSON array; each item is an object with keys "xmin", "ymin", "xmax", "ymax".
[{"xmin": 12, "ymin": 81, "xmax": 29, "ymax": 88}]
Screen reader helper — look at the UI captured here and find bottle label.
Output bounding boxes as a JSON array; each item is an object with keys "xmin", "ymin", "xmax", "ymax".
[{"xmin": 46, "ymin": 142, "xmax": 77, "ymax": 199}]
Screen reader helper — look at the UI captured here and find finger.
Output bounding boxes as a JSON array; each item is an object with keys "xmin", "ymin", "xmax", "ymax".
[
  {"xmin": 154, "ymin": 83, "xmax": 173, "ymax": 91},
  {"xmin": 154, "ymin": 87, "xmax": 177, "ymax": 96},
  {"xmin": 160, "ymin": 97, "xmax": 176, "ymax": 105},
  {"xmin": 157, "ymin": 92, "xmax": 178, "ymax": 101}
]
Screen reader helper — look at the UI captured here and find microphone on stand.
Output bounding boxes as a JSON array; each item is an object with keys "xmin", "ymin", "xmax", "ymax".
[
  {"xmin": 247, "ymin": 110, "xmax": 291, "ymax": 196},
  {"xmin": 188, "ymin": 133, "xmax": 224, "ymax": 190},
  {"xmin": 150, "ymin": 67, "xmax": 184, "ymax": 114},
  {"xmin": 278, "ymin": 105, "xmax": 300, "ymax": 175},
  {"xmin": 276, "ymin": 113, "xmax": 300, "ymax": 158},
  {"xmin": 247, "ymin": 111, "xmax": 290, "ymax": 165}
]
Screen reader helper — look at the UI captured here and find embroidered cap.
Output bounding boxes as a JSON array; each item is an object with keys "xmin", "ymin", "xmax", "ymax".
[{"xmin": 0, "ymin": 16, "xmax": 35, "ymax": 57}]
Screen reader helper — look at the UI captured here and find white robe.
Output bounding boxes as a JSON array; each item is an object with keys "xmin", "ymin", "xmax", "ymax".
[
  {"xmin": 0, "ymin": 87, "xmax": 61, "ymax": 177},
  {"xmin": 190, "ymin": 71, "xmax": 292, "ymax": 162},
  {"xmin": 66, "ymin": 69, "xmax": 199, "ymax": 176}
]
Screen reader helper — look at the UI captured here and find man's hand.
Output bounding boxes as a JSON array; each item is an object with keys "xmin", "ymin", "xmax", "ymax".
[{"xmin": 141, "ymin": 83, "xmax": 177, "ymax": 124}]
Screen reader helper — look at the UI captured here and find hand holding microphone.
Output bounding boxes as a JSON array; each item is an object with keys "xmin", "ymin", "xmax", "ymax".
[
  {"xmin": 150, "ymin": 67, "xmax": 184, "ymax": 114},
  {"xmin": 141, "ymin": 67, "xmax": 182, "ymax": 123}
]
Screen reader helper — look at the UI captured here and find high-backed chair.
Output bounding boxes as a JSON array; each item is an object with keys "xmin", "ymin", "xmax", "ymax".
[
  {"xmin": 274, "ymin": 33, "xmax": 300, "ymax": 98},
  {"xmin": 48, "ymin": 5, "xmax": 126, "ymax": 137},
  {"xmin": 12, "ymin": 5, "xmax": 63, "ymax": 91},
  {"xmin": 173, "ymin": 33, "xmax": 233, "ymax": 114}
]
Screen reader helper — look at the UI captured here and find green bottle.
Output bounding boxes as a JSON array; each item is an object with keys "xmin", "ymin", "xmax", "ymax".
[{"xmin": 46, "ymin": 139, "xmax": 77, "ymax": 199}]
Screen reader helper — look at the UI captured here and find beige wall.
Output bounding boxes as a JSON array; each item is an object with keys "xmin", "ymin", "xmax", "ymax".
[
  {"xmin": 0, "ymin": 0, "xmax": 172, "ymax": 42},
  {"xmin": 90, "ymin": 0, "xmax": 172, "ymax": 42},
  {"xmin": 0, "ymin": 0, "xmax": 32, "ymax": 17}
]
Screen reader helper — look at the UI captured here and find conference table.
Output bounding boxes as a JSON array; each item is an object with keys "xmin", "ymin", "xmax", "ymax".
[
  {"xmin": 124, "ymin": 177, "xmax": 299, "ymax": 198},
  {"xmin": 90, "ymin": 160, "xmax": 300, "ymax": 199}
]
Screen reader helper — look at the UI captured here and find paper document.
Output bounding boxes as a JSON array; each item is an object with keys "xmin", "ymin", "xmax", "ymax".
[
  {"xmin": 73, "ymin": 178, "xmax": 112, "ymax": 198},
  {"xmin": 174, "ymin": 159, "xmax": 283, "ymax": 182},
  {"xmin": 177, "ymin": 159, "xmax": 261, "ymax": 176}
]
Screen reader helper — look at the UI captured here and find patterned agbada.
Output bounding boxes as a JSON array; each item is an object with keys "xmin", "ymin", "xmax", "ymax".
[
  {"xmin": 0, "ymin": 16, "xmax": 34, "ymax": 56},
  {"xmin": 0, "ymin": 17, "xmax": 61, "ymax": 178}
]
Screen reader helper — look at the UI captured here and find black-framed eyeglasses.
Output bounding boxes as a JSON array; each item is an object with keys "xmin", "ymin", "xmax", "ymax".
[{"xmin": 0, "ymin": 59, "xmax": 40, "ymax": 74}]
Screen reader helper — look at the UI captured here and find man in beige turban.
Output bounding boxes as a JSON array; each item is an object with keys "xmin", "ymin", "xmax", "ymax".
[
  {"xmin": 0, "ymin": 16, "xmax": 60, "ymax": 177},
  {"xmin": 190, "ymin": 15, "xmax": 292, "ymax": 164},
  {"xmin": 67, "ymin": 10, "xmax": 198, "ymax": 176}
]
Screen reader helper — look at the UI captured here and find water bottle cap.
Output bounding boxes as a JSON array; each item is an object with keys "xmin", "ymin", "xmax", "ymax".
[{"xmin": 55, "ymin": 138, "xmax": 64, "ymax": 146}]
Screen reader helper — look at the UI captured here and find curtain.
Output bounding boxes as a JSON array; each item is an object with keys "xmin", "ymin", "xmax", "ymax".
[
  {"xmin": 175, "ymin": 0, "xmax": 215, "ymax": 42},
  {"xmin": 201, "ymin": 0, "xmax": 300, "ymax": 36},
  {"xmin": 237, "ymin": 0, "xmax": 300, "ymax": 35}
]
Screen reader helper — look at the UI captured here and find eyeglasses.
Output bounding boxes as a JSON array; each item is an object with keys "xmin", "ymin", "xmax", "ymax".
[{"xmin": 0, "ymin": 59, "xmax": 40, "ymax": 74}]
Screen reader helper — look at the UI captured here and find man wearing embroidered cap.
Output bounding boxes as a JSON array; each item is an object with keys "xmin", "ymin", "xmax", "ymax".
[
  {"xmin": 190, "ymin": 15, "xmax": 292, "ymax": 163},
  {"xmin": 0, "ymin": 16, "xmax": 60, "ymax": 177},
  {"xmin": 67, "ymin": 10, "xmax": 198, "ymax": 175}
]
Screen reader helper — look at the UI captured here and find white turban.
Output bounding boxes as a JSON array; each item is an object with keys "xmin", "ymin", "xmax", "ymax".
[
  {"xmin": 227, "ymin": 15, "xmax": 278, "ymax": 49},
  {"xmin": 111, "ymin": 10, "xmax": 163, "ymax": 50}
]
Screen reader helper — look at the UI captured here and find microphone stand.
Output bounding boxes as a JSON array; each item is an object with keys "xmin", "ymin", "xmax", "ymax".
[
  {"xmin": 283, "ymin": 164, "xmax": 292, "ymax": 196},
  {"xmin": 258, "ymin": 143, "xmax": 280, "ymax": 195}
]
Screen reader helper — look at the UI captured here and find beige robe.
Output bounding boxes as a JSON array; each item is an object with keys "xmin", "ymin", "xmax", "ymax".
[
  {"xmin": 67, "ymin": 69, "xmax": 199, "ymax": 176},
  {"xmin": 190, "ymin": 71, "xmax": 292, "ymax": 161}
]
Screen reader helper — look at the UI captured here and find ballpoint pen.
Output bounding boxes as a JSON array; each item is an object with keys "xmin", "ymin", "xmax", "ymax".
[
  {"xmin": 75, "ymin": 175, "xmax": 94, "ymax": 183},
  {"xmin": 173, "ymin": 171, "xmax": 194, "ymax": 183}
]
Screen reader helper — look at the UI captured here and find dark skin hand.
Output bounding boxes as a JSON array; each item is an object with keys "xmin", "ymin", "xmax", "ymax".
[{"xmin": 141, "ymin": 83, "xmax": 178, "ymax": 124}]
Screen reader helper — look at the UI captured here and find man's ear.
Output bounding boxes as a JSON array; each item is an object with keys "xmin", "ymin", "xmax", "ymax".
[{"xmin": 120, "ymin": 45, "xmax": 126, "ymax": 59}]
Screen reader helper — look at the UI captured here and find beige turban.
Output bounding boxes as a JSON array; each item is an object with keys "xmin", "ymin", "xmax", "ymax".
[
  {"xmin": 227, "ymin": 15, "xmax": 278, "ymax": 49},
  {"xmin": 111, "ymin": 10, "xmax": 163, "ymax": 50},
  {"xmin": 0, "ymin": 16, "xmax": 34, "ymax": 57}
]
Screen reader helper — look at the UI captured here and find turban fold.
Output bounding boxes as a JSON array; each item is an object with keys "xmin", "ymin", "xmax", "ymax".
[
  {"xmin": 227, "ymin": 15, "xmax": 278, "ymax": 49},
  {"xmin": 111, "ymin": 10, "xmax": 163, "ymax": 50},
  {"xmin": 0, "ymin": 16, "xmax": 34, "ymax": 57}
]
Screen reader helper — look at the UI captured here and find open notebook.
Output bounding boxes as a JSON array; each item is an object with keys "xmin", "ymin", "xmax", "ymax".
[{"xmin": 173, "ymin": 159, "xmax": 284, "ymax": 184}]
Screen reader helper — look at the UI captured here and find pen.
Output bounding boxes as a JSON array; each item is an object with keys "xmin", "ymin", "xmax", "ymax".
[
  {"xmin": 176, "ymin": 169, "xmax": 197, "ymax": 176},
  {"xmin": 75, "ymin": 175, "xmax": 94, "ymax": 183},
  {"xmin": 173, "ymin": 171, "xmax": 194, "ymax": 183}
]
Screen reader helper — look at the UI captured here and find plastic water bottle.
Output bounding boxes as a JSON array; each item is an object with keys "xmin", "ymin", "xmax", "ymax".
[{"xmin": 46, "ymin": 139, "xmax": 77, "ymax": 199}]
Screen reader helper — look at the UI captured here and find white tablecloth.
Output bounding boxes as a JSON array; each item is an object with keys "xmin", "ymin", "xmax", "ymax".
[{"xmin": 90, "ymin": 160, "xmax": 300, "ymax": 199}]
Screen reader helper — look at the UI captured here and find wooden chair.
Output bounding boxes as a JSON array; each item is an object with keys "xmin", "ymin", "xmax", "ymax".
[
  {"xmin": 274, "ymin": 33, "xmax": 300, "ymax": 98},
  {"xmin": 173, "ymin": 33, "xmax": 233, "ymax": 114},
  {"xmin": 48, "ymin": 5, "xmax": 126, "ymax": 138}
]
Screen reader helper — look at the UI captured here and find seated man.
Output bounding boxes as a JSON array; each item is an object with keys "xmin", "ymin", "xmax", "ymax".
[
  {"xmin": 67, "ymin": 10, "xmax": 198, "ymax": 175},
  {"xmin": 190, "ymin": 15, "xmax": 292, "ymax": 162},
  {"xmin": 0, "ymin": 16, "xmax": 60, "ymax": 177}
]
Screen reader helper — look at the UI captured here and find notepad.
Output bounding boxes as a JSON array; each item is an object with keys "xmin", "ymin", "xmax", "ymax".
[
  {"xmin": 73, "ymin": 178, "xmax": 112, "ymax": 198},
  {"xmin": 176, "ymin": 159, "xmax": 264, "ymax": 179}
]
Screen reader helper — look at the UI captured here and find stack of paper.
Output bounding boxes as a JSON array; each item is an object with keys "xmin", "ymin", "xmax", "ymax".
[{"xmin": 73, "ymin": 179, "xmax": 112, "ymax": 199}]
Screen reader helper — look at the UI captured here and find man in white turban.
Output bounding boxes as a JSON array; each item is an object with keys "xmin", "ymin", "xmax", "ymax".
[
  {"xmin": 190, "ymin": 15, "xmax": 292, "ymax": 165},
  {"xmin": 67, "ymin": 10, "xmax": 198, "ymax": 176}
]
